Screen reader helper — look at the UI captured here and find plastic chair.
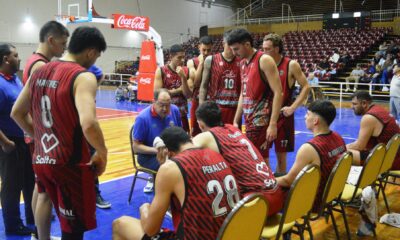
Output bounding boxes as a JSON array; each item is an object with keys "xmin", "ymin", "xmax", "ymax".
[
  {"xmin": 261, "ymin": 164, "xmax": 321, "ymax": 240},
  {"xmin": 217, "ymin": 193, "xmax": 268, "ymax": 240},
  {"xmin": 127, "ymin": 125, "xmax": 157, "ymax": 204},
  {"xmin": 311, "ymin": 152, "xmax": 353, "ymax": 240}
]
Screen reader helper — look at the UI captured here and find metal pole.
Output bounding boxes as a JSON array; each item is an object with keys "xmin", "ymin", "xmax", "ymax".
[
  {"xmin": 282, "ymin": 4, "xmax": 284, "ymax": 24},
  {"xmin": 334, "ymin": 0, "xmax": 337, "ymax": 13}
]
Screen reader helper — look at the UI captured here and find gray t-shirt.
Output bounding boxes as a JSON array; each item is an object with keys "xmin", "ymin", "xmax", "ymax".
[{"xmin": 390, "ymin": 75, "xmax": 400, "ymax": 97}]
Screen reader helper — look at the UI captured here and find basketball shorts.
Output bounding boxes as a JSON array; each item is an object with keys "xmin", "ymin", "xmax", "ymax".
[
  {"xmin": 274, "ymin": 114, "xmax": 295, "ymax": 153},
  {"xmin": 246, "ymin": 126, "xmax": 270, "ymax": 158},
  {"xmin": 220, "ymin": 106, "xmax": 237, "ymax": 125},
  {"xmin": 33, "ymin": 164, "xmax": 96, "ymax": 233}
]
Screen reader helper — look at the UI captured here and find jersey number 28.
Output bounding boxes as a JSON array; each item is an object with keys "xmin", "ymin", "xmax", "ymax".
[{"xmin": 207, "ymin": 175, "xmax": 240, "ymax": 217}]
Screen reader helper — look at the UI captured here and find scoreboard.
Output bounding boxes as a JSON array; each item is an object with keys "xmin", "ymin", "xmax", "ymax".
[{"xmin": 323, "ymin": 12, "xmax": 371, "ymax": 29}]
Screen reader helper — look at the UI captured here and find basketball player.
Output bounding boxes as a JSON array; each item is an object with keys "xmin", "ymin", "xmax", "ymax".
[
  {"xmin": 193, "ymin": 101, "xmax": 285, "ymax": 215},
  {"xmin": 227, "ymin": 28, "xmax": 283, "ymax": 165},
  {"xmin": 154, "ymin": 44, "xmax": 194, "ymax": 133},
  {"xmin": 262, "ymin": 33, "xmax": 310, "ymax": 174},
  {"xmin": 22, "ymin": 20, "xmax": 69, "ymax": 240},
  {"xmin": 347, "ymin": 91, "xmax": 400, "ymax": 169},
  {"xmin": 199, "ymin": 30, "xmax": 241, "ymax": 125},
  {"xmin": 12, "ymin": 26, "xmax": 107, "ymax": 240},
  {"xmin": 187, "ymin": 36, "xmax": 213, "ymax": 137},
  {"xmin": 112, "ymin": 127, "xmax": 240, "ymax": 240},
  {"xmin": 277, "ymin": 100, "xmax": 346, "ymax": 212}
]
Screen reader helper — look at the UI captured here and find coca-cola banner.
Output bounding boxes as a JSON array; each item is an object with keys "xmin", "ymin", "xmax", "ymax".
[
  {"xmin": 139, "ymin": 40, "xmax": 157, "ymax": 74},
  {"xmin": 113, "ymin": 14, "xmax": 150, "ymax": 31},
  {"xmin": 137, "ymin": 72, "xmax": 155, "ymax": 101},
  {"xmin": 137, "ymin": 40, "xmax": 157, "ymax": 101}
]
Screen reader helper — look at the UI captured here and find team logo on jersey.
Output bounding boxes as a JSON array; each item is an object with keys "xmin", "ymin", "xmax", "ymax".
[
  {"xmin": 167, "ymin": 74, "xmax": 171, "ymax": 78},
  {"xmin": 219, "ymin": 61, "xmax": 223, "ymax": 66},
  {"xmin": 41, "ymin": 133, "xmax": 59, "ymax": 153},
  {"xmin": 279, "ymin": 70, "xmax": 284, "ymax": 76}
]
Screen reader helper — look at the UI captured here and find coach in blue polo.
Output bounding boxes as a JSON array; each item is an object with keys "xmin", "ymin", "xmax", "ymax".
[
  {"xmin": 132, "ymin": 88, "xmax": 182, "ymax": 192},
  {"xmin": 0, "ymin": 43, "xmax": 35, "ymax": 235}
]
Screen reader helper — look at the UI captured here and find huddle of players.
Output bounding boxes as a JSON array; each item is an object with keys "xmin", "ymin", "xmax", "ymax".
[
  {"xmin": 111, "ymin": 29, "xmax": 313, "ymax": 240},
  {"xmin": 155, "ymin": 29, "xmax": 310, "ymax": 175}
]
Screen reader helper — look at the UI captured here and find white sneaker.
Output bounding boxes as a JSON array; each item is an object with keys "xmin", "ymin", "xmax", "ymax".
[
  {"xmin": 382, "ymin": 86, "xmax": 389, "ymax": 91},
  {"xmin": 143, "ymin": 179, "xmax": 154, "ymax": 193},
  {"xmin": 31, "ymin": 236, "xmax": 61, "ymax": 240}
]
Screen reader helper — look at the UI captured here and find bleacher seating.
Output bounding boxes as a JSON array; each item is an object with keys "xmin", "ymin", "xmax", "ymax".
[{"xmin": 283, "ymin": 27, "xmax": 389, "ymax": 71}]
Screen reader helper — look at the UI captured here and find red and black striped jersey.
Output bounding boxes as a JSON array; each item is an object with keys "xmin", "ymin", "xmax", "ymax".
[
  {"xmin": 365, "ymin": 105, "xmax": 400, "ymax": 169},
  {"xmin": 277, "ymin": 56, "xmax": 294, "ymax": 107},
  {"xmin": 191, "ymin": 57, "xmax": 200, "ymax": 99},
  {"xmin": 209, "ymin": 124, "xmax": 277, "ymax": 195},
  {"xmin": 170, "ymin": 148, "xmax": 240, "ymax": 240},
  {"xmin": 308, "ymin": 131, "xmax": 346, "ymax": 212},
  {"xmin": 160, "ymin": 65, "xmax": 188, "ymax": 111},
  {"xmin": 29, "ymin": 60, "xmax": 91, "ymax": 165},
  {"xmin": 240, "ymin": 50, "xmax": 273, "ymax": 130},
  {"xmin": 23, "ymin": 53, "xmax": 50, "ymax": 85},
  {"xmin": 207, "ymin": 53, "xmax": 241, "ymax": 108}
]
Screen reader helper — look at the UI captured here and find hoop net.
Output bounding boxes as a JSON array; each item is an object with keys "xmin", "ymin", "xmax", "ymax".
[{"xmin": 55, "ymin": 15, "xmax": 74, "ymax": 26}]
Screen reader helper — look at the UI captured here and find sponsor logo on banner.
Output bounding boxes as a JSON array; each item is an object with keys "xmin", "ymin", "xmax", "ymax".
[
  {"xmin": 113, "ymin": 14, "xmax": 150, "ymax": 31},
  {"xmin": 141, "ymin": 55, "xmax": 151, "ymax": 61},
  {"xmin": 139, "ymin": 77, "xmax": 151, "ymax": 85}
]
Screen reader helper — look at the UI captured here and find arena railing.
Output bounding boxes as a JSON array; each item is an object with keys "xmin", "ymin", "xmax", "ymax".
[
  {"xmin": 231, "ymin": 8, "xmax": 400, "ymax": 25},
  {"xmin": 314, "ymin": 81, "xmax": 390, "ymax": 110},
  {"xmin": 101, "ymin": 73, "xmax": 134, "ymax": 86}
]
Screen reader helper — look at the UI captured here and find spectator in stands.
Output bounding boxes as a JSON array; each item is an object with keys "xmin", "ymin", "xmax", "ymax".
[
  {"xmin": 380, "ymin": 54, "xmax": 395, "ymax": 91},
  {"xmin": 390, "ymin": 64, "xmax": 400, "ymax": 124},
  {"xmin": 339, "ymin": 50, "xmax": 351, "ymax": 67},
  {"xmin": 132, "ymin": 89, "xmax": 182, "ymax": 192},
  {"xmin": 345, "ymin": 64, "xmax": 365, "ymax": 92},
  {"xmin": 307, "ymin": 72, "xmax": 319, "ymax": 86},
  {"xmin": 347, "ymin": 91, "xmax": 400, "ymax": 170},
  {"xmin": 378, "ymin": 41, "xmax": 389, "ymax": 56},
  {"xmin": 387, "ymin": 40, "xmax": 399, "ymax": 56},
  {"xmin": 315, "ymin": 57, "xmax": 330, "ymax": 77},
  {"xmin": 329, "ymin": 48, "xmax": 340, "ymax": 64},
  {"xmin": 377, "ymin": 53, "xmax": 386, "ymax": 67},
  {"xmin": 364, "ymin": 60, "xmax": 379, "ymax": 84}
]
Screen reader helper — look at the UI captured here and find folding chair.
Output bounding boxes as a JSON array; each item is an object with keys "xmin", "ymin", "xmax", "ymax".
[
  {"xmin": 339, "ymin": 143, "xmax": 386, "ymax": 237},
  {"xmin": 261, "ymin": 164, "xmax": 321, "ymax": 240},
  {"xmin": 377, "ymin": 133, "xmax": 400, "ymax": 213},
  {"xmin": 311, "ymin": 152, "xmax": 353, "ymax": 240},
  {"xmin": 217, "ymin": 193, "xmax": 268, "ymax": 240},
  {"xmin": 128, "ymin": 125, "xmax": 157, "ymax": 204}
]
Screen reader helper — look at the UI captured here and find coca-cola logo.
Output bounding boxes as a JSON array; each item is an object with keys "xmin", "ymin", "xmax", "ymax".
[
  {"xmin": 113, "ymin": 14, "xmax": 149, "ymax": 31},
  {"xmin": 141, "ymin": 55, "xmax": 151, "ymax": 61},
  {"xmin": 139, "ymin": 77, "xmax": 151, "ymax": 85}
]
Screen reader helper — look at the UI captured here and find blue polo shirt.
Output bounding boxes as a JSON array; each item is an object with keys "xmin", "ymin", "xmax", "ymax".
[
  {"xmin": 0, "ymin": 72, "xmax": 24, "ymax": 137},
  {"xmin": 133, "ymin": 104, "xmax": 182, "ymax": 147}
]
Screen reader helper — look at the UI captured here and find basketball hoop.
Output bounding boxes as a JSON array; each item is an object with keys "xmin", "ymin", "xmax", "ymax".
[{"xmin": 55, "ymin": 14, "xmax": 73, "ymax": 26}]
